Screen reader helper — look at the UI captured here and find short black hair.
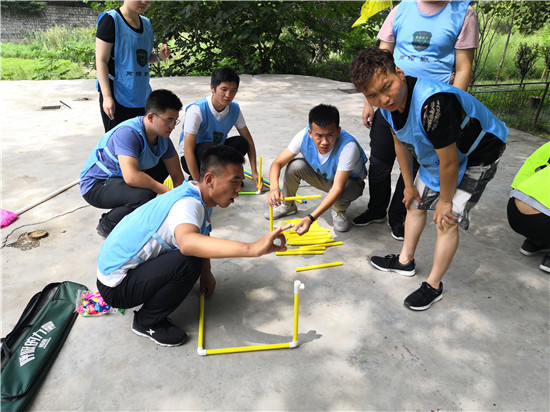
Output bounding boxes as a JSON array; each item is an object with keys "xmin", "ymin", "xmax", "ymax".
[
  {"xmin": 308, "ymin": 104, "xmax": 340, "ymax": 128},
  {"xmin": 350, "ymin": 48, "xmax": 397, "ymax": 92},
  {"xmin": 211, "ymin": 67, "xmax": 240, "ymax": 90},
  {"xmin": 199, "ymin": 145, "xmax": 245, "ymax": 180},
  {"xmin": 144, "ymin": 89, "xmax": 183, "ymax": 114}
]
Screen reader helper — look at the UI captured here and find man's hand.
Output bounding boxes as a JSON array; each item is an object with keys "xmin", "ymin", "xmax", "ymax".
[
  {"xmin": 200, "ymin": 269, "xmax": 216, "ymax": 297},
  {"xmin": 433, "ymin": 200, "xmax": 458, "ymax": 231},
  {"xmin": 252, "ymin": 223, "xmax": 294, "ymax": 256},
  {"xmin": 294, "ymin": 216, "xmax": 312, "ymax": 236},
  {"xmin": 252, "ymin": 171, "xmax": 263, "ymax": 191},
  {"xmin": 362, "ymin": 99, "xmax": 374, "ymax": 128},
  {"xmin": 267, "ymin": 189, "xmax": 284, "ymax": 207},
  {"xmin": 403, "ymin": 185, "xmax": 422, "ymax": 210}
]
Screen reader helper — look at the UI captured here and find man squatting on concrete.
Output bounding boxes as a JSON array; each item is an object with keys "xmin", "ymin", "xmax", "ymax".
[
  {"xmin": 179, "ymin": 67, "xmax": 261, "ymax": 186},
  {"xmin": 266, "ymin": 104, "xmax": 367, "ymax": 234},
  {"xmin": 80, "ymin": 89, "xmax": 184, "ymax": 238},
  {"xmin": 350, "ymin": 48, "xmax": 507, "ymax": 311},
  {"xmin": 96, "ymin": 146, "xmax": 292, "ymax": 346}
]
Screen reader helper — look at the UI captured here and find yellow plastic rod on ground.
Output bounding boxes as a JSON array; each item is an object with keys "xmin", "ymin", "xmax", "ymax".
[
  {"xmin": 206, "ymin": 343, "xmax": 291, "ymax": 355},
  {"xmin": 295, "ymin": 261, "xmax": 343, "ymax": 272},
  {"xmin": 276, "ymin": 250, "xmax": 323, "ymax": 256},
  {"xmin": 283, "ymin": 195, "xmax": 322, "ymax": 201}
]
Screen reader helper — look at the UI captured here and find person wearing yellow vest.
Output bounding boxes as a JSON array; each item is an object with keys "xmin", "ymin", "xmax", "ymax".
[{"xmin": 507, "ymin": 142, "xmax": 550, "ymax": 273}]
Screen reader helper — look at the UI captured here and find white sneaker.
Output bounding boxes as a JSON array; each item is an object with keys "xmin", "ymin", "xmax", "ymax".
[
  {"xmin": 265, "ymin": 203, "xmax": 298, "ymax": 220},
  {"xmin": 331, "ymin": 210, "xmax": 350, "ymax": 232}
]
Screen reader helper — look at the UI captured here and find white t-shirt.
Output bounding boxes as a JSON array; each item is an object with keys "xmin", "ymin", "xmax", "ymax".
[
  {"xmin": 97, "ymin": 182, "xmax": 208, "ymax": 287},
  {"xmin": 288, "ymin": 127, "xmax": 366, "ymax": 179},
  {"xmin": 179, "ymin": 95, "xmax": 246, "ymax": 155}
]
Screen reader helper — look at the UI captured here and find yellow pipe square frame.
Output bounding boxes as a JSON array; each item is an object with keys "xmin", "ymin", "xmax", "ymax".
[{"xmin": 197, "ymin": 280, "xmax": 305, "ymax": 356}]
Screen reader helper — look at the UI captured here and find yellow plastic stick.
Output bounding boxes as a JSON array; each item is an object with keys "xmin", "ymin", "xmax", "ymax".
[
  {"xmin": 297, "ymin": 245, "xmax": 326, "ymax": 251},
  {"xmin": 295, "ymin": 261, "xmax": 343, "ymax": 272},
  {"xmin": 269, "ymin": 205, "xmax": 273, "ymax": 231},
  {"xmin": 198, "ymin": 294, "xmax": 205, "ymax": 348},
  {"xmin": 283, "ymin": 195, "xmax": 322, "ymax": 201},
  {"xmin": 287, "ymin": 239, "xmax": 335, "ymax": 246},
  {"xmin": 257, "ymin": 157, "xmax": 262, "ymax": 191},
  {"xmin": 206, "ymin": 343, "xmax": 291, "ymax": 355},
  {"xmin": 276, "ymin": 250, "xmax": 324, "ymax": 256},
  {"xmin": 322, "ymin": 241, "xmax": 343, "ymax": 247},
  {"xmin": 293, "ymin": 293, "xmax": 300, "ymax": 342}
]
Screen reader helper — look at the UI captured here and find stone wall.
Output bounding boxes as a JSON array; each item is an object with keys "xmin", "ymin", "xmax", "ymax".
[{"xmin": 1, "ymin": 2, "xmax": 99, "ymax": 43}]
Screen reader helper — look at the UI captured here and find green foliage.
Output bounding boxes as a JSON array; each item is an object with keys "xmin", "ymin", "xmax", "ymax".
[
  {"xmin": 145, "ymin": 1, "xmax": 379, "ymax": 78},
  {"xmin": 1, "ymin": 56, "xmax": 87, "ymax": 80},
  {"xmin": 0, "ymin": 1, "xmax": 46, "ymax": 14},
  {"xmin": 515, "ymin": 43, "xmax": 540, "ymax": 84}
]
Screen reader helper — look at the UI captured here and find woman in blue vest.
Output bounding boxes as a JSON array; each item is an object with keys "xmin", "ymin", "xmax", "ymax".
[
  {"xmin": 351, "ymin": 48, "xmax": 507, "ymax": 311},
  {"xmin": 96, "ymin": 146, "xmax": 291, "ymax": 347},
  {"xmin": 96, "ymin": 0, "xmax": 171, "ymax": 132}
]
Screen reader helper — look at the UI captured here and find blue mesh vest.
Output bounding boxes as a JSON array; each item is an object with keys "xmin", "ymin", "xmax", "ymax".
[
  {"xmin": 381, "ymin": 78, "xmax": 508, "ymax": 191},
  {"xmin": 97, "ymin": 182, "xmax": 211, "ymax": 276},
  {"xmin": 80, "ymin": 117, "xmax": 169, "ymax": 183},
  {"xmin": 300, "ymin": 128, "xmax": 367, "ymax": 181},
  {"xmin": 393, "ymin": 0, "xmax": 469, "ymax": 83},
  {"xmin": 96, "ymin": 10, "xmax": 154, "ymax": 108},
  {"xmin": 179, "ymin": 98, "xmax": 240, "ymax": 147}
]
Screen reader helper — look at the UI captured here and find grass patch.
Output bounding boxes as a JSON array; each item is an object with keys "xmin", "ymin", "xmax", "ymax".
[{"xmin": 1, "ymin": 56, "xmax": 90, "ymax": 80}]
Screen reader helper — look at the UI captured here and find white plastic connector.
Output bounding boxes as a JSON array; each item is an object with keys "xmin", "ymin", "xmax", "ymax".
[
  {"xmin": 294, "ymin": 280, "xmax": 305, "ymax": 294},
  {"xmin": 197, "ymin": 347, "xmax": 207, "ymax": 356},
  {"xmin": 289, "ymin": 341, "xmax": 299, "ymax": 348},
  {"xmin": 256, "ymin": 190, "xmax": 261, "ymax": 194}
]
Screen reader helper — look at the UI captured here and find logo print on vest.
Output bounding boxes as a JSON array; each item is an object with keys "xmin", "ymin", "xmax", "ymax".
[
  {"xmin": 136, "ymin": 49, "xmax": 148, "ymax": 67},
  {"xmin": 412, "ymin": 31, "xmax": 432, "ymax": 52}
]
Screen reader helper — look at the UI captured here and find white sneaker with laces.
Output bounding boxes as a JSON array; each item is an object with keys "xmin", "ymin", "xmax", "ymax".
[
  {"xmin": 265, "ymin": 202, "xmax": 298, "ymax": 220},
  {"xmin": 331, "ymin": 210, "xmax": 350, "ymax": 232}
]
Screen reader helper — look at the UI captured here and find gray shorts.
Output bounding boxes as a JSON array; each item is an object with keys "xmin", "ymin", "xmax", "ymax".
[{"xmin": 410, "ymin": 160, "xmax": 501, "ymax": 230}]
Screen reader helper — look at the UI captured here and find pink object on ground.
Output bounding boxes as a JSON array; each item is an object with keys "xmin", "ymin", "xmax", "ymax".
[{"xmin": 1, "ymin": 209, "xmax": 18, "ymax": 228}]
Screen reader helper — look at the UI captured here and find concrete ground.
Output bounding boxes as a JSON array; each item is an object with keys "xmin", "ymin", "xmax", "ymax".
[{"xmin": 1, "ymin": 76, "xmax": 548, "ymax": 411}]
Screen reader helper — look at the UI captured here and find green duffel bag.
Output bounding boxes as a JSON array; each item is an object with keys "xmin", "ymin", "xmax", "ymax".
[{"xmin": 1, "ymin": 281, "xmax": 88, "ymax": 412}]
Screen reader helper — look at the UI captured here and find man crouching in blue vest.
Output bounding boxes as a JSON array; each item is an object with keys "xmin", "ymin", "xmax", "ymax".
[
  {"xmin": 80, "ymin": 89, "xmax": 185, "ymax": 238},
  {"xmin": 96, "ymin": 146, "xmax": 292, "ymax": 346},
  {"xmin": 266, "ymin": 104, "xmax": 368, "ymax": 234},
  {"xmin": 350, "ymin": 48, "xmax": 507, "ymax": 311}
]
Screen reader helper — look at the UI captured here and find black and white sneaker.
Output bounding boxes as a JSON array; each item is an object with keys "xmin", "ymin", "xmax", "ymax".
[
  {"xmin": 404, "ymin": 282, "xmax": 443, "ymax": 311},
  {"xmin": 540, "ymin": 255, "xmax": 550, "ymax": 273},
  {"xmin": 370, "ymin": 254, "xmax": 416, "ymax": 276},
  {"xmin": 520, "ymin": 239, "xmax": 550, "ymax": 256},
  {"xmin": 389, "ymin": 221, "xmax": 405, "ymax": 241},
  {"xmin": 132, "ymin": 313, "xmax": 187, "ymax": 347},
  {"xmin": 352, "ymin": 209, "xmax": 385, "ymax": 227}
]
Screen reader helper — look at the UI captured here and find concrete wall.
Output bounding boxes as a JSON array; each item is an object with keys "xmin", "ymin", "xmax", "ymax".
[{"xmin": 1, "ymin": 2, "xmax": 99, "ymax": 43}]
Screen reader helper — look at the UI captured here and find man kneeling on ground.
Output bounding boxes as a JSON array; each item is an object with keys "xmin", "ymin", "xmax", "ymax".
[
  {"xmin": 96, "ymin": 146, "xmax": 291, "ymax": 346},
  {"xmin": 266, "ymin": 104, "xmax": 367, "ymax": 234}
]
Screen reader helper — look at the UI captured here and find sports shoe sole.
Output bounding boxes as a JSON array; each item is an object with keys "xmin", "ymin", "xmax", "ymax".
[
  {"xmin": 352, "ymin": 217, "xmax": 385, "ymax": 227},
  {"xmin": 132, "ymin": 326, "xmax": 186, "ymax": 347},
  {"xmin": 520, "ymin": 246, "xmax": 550, "ymax": 256},
  {"xmin": 388, "ymin": 223, "xmax": 405, "ymax": 241},
  {"xmin": 265, "ymin": 208, "xmax": 297, "ymax": 220},
  {"xmin": 370, "ymin": 259, "xmax": 415, "ymax": 277},
  {"xmin": 540, "ymin": 263, "xmax": 550, "ymax": 273},
  {"xmin": 404, "ymin": 294, "xmax": 443, "ymax": 311}
]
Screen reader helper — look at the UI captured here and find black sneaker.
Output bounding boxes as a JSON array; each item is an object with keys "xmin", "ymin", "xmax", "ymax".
[
  {"xmin": 404, "ymin": 282, "xmax": 443, "ymax": 311},
  {"xmin": 389, "ymin": 221, "xmax": 405, "ymax": 241},
  {"xmin": 520, "ymin": 239, "xmax": 550, "ymax": 256},
  {"xmin": 540, "ymin": 255, "xmax": 550, "ymax": 273},
  {"xmin": 132, "ymin": 313, "xmax": 187, "ymax": 347},
  {"xmin": 370, "ymin": 254, "xmax": 415, "ymax": 276},
  {"xmin": 96, "ymin": 222, "xmax": 109, "ymax": 238},
  {"xmin": 352, "ymin": 209, "xmax": 385, "ymax": 227}
]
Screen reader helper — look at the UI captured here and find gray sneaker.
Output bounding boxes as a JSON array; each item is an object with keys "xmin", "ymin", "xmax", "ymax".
[
  {"xmin": 331, "ymin": 210, "xmax": 350, "ymax": 232},
  {"xmin": 265, "ymin": 202, "xmax": 298, "ymax": 220}
]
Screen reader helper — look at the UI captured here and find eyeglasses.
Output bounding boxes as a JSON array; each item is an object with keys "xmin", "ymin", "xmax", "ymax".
[{"xmin": 153, "ymin": 113, "xmax": 181, "ymax": 126}]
